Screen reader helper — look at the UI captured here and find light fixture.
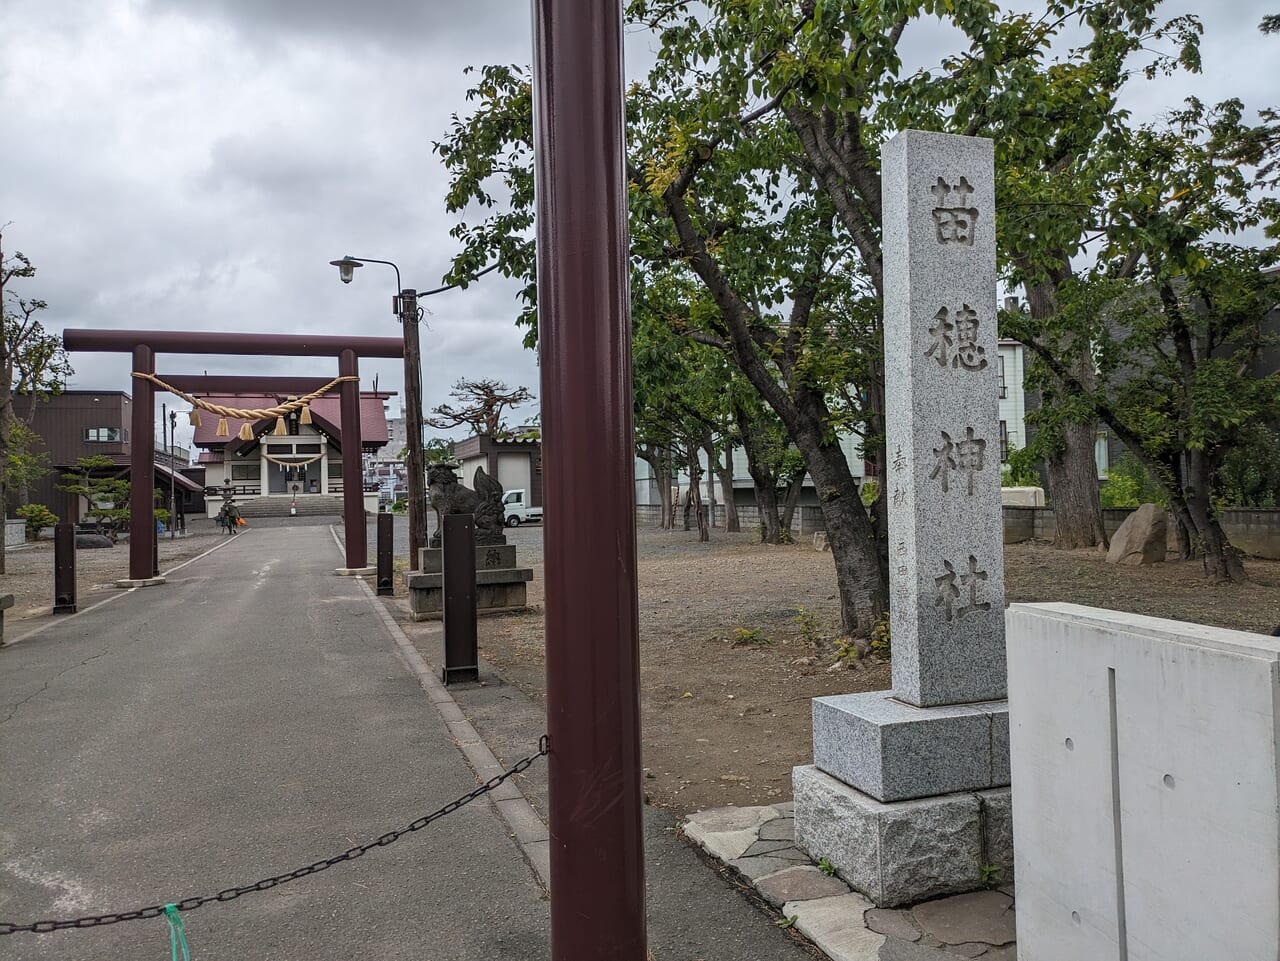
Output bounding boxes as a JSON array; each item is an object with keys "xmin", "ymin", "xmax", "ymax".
[{"xmin": 329, "ymin": 256, "xmax": 364, "ymax": 284}]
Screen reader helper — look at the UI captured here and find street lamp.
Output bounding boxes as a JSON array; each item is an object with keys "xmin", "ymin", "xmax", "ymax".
[{"xmin": 330, "ymin": 255, "xmax": 428, "ymax": 570}]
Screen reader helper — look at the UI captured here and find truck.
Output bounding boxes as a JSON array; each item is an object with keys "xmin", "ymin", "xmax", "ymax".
[{"xmin": 502, "ymin": 489, "xmax": 543, "ymax": 527}]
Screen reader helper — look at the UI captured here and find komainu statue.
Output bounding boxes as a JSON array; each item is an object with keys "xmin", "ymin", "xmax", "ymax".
[{"xmin": 427, "ymin": 464, "xmax": 505, "ymax": 546}]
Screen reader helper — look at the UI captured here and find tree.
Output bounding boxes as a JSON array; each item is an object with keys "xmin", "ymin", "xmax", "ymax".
[
  {"xmin": 425, "ymin": 378, "xmax": 534, "ymax": 438},
  {"xmin": 59, "ymin": 456, "xmax": 131, "ymax": 538},
  {"xmin": 1005, "ymin": 95, "xmax": 1280, "ymax": 580},
  {"xmin": 5, "ymin": 421, "xmax": 51, "ymax": 509},
  {"xmin": 1, "ymin": 232, "xmax": 72, "ymax": 573}
]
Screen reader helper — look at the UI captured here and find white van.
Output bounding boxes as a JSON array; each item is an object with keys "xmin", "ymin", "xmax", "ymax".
[{"xmin": 502, "ymin": 489, "xmax": 543, "ymax": 527}]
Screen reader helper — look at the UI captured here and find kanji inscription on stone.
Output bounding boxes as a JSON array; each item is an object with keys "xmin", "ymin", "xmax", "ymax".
[
  {"xmin": 930, "ymin": 176, "xmax": 979, "ymax": 245},
  {"xmin": 928, "ymin": 427, "xmax": 987, "ymax": 495},
  {"xmin": 925, "ymin": 305, "xmax": 987, "ymax": 371},
  {"xmin": 933, "ymin": 554, "xmax": 991, "ymax": 622}
]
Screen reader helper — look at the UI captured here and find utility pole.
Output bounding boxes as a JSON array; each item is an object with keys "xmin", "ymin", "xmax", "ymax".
[{"xmin": 399, "ymin": 288, "xmax": 426, "ymax": 567}]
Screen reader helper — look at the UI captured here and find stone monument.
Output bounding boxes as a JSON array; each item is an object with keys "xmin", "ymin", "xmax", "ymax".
[
  {"xmin": 406, "ymin": 464, "xmax": 533, "ymax": 621},
  {"xmin": 793, "ymin": 129, "xmax": 1013, "ymax": 907}
]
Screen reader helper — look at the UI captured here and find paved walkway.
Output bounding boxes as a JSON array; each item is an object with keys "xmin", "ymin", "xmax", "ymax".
[{"xmin": 1, "ymin": 524, "xmax": 825, "ymax": 961}]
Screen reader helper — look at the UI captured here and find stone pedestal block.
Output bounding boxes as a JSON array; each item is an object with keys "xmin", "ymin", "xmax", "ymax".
[
  {"xmin": 406, "ymin": 567, "xmax": 532, "ymax": 621},
  {"xmin": 419, "ymin": 544, "xmax": 517, "ymax": 574},
  {"xmin": 813, "ymin": 692, "xmax": 1009, "ymax": 802},
  {"xmin": 793, "ymin": 764, "xmax": 1012, "ymax": 907}
]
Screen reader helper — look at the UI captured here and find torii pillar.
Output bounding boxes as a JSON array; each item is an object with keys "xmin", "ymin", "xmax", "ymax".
[{"xmin": 62, "ymin": 329, "xmax": 403, "ymax": 583}]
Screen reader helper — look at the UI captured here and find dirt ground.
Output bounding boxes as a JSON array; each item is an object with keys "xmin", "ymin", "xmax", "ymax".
[
  {"xmin": 476, "ymin": 528, "xmax": 1280, "ymax": 817},
  {"xmin": 2, "ymin": 526, "xmax": 227, "ymax": 626}
]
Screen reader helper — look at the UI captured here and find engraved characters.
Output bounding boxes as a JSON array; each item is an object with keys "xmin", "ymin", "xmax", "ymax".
[
  {"xmin": 934, "ymin": 555, "xmax": 991, "ymax": 622},
  {"xmin": 931, "ymin": 176, "xmax": 978, "ymax": 245}
]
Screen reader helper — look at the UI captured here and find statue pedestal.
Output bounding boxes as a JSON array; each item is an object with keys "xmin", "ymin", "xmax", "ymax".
[{"xmin": 405, "ymin": 545, "xmax": 533, "ymax": 621}]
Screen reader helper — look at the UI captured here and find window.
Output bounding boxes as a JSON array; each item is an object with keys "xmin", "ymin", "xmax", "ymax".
[
  {"xmin": 328, "ymin": 462, "xmax": 343, "ymax": 478},
  {"xmin": 295, "ymin": 443, "xmax": 321, "ymax": 454},
  {"xmin": 999, "ymin": 421, "xmax": 1009, "ymax": 463},
  {"xmin": 231, "ymin": 464, "xmax": 257, "ymax": 480},
  {"xmin": 84, "ymin": 427, "xmax": 123, "ymax": 442},
  {"xmin": 998, "ymin": 356, "xmax": 1007, "ymax": 399}
]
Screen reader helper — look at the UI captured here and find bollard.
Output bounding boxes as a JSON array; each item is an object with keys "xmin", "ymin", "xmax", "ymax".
[
  {"xmin": 54, "ymin": 523, "xmax": 77, "ymax": 614},
  {"xmin": 376, "ymin": 512, "xmax": 394, "ymax": 597},
  {"xmin": 441, "ymin": 513, "xmax": 478, "ymax": 684}
]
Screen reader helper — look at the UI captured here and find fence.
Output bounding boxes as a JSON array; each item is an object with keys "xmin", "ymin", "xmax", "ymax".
[
  {"xmin": 1002, "ymin": 505, "xmax": 1280, "ymax": 559},
  {"xmin": 635, "ymin": 503, "xmax": 826, "ymax": 536}
]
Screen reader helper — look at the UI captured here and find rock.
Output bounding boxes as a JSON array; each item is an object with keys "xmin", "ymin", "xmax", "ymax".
[
  {"xmin": 75, "ymin": 533, "xmax": 114, "ymax": 549},
  {"xmin": 865, "ymin": 908, "xmax": 922, "ymax": 943},
  {"xmin": 755, "ymin": 866, "xmax": 851, "ymax": 906},
  {"xmin": 1105, "ymin": 503, "xmax": 1167, "ymax": 565},
  {"xmin": 909, "ymin": 890, "xmax": 1015, "ymax": 947}
]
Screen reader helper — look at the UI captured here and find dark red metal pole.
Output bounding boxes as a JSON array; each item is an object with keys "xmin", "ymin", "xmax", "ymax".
[
  {"xmin": 339, "ymin": 349, "xmax": 366, "ymax": 570},
  {"xmin": 441, "ymin": 512, "xmax": 479, "ymax": 685},
  {"xmin": 129, "ymin": 344, "xmax": 156, "ymax": 581},
  {"xmin": 532, "ymin": 1, "xmax": 646, "ymax": 958}
]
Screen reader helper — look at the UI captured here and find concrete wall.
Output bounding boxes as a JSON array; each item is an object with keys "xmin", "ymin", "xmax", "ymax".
[
  {"xmin": 1001, "ymin": 505, "xmax": 1280, "ymax": 559},
  {"xmin": 1007, "ymin": 603, "xmax": 1280, "ymax": 961},
  {"xmin": 5, "ymin": 518, "xmax": 25, "ymax": 548}
]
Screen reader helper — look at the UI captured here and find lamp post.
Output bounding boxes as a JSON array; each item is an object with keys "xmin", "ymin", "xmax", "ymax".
[
  {"xmin": 169, "ymin": 409, "xmax": 178, "ymax": 538},
  {"xmin": 330, "ymin": 256, "xmax": 427, "ymax": 569}
]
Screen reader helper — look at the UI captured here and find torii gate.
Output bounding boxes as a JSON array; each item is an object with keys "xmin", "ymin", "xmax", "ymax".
[{"xmin": 61, "ymin": 329, "xmax": 404, "ymax": 582}]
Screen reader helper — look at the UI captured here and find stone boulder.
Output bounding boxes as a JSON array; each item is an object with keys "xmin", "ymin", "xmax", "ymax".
[
  {"xmin": 1106, "ymin": 503, "xmax": 1167, "ymax": 565},
  {"xmin": 75, "ymin": 533, "xmax": 115, "ymax": 549}
]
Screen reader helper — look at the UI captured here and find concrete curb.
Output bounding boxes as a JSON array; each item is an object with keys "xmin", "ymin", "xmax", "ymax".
[{"xmin": 339, "ymin": 525, "xmax": 552, "ymax": 892}]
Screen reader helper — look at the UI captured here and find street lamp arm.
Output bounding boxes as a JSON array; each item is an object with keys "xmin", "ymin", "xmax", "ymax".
[{"xmin": 418, "ymin": 261, "xmax": 502, "ymax": 297}]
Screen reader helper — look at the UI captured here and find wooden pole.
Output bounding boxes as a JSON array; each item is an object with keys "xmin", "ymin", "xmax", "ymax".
[
  {"xmin": 339, "ymin": 349, "xmax": 366, "ymax": 570},
  {"xmin": 129, "ymin": 344, "xmax": 156, "ymax": 581}
]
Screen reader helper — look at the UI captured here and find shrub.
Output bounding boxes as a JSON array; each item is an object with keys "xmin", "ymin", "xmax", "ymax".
[
  {"xmin": 15, "ymin": 503, "xmax": 57, "ymax": 540},
  {"xmin": 390, "ymin": 499, "xmax": 408, "ymax": 513},
  {"xmin": 731, "ymin": 626, "xmax": 771, "ymax": 646},
  {"xmin": 859, "ymin": 480, "xmax": 881, "ymax": 506},
  {"xmin": 1099, "ymin": 452, "xmax": 1166, "ymax": 508}
]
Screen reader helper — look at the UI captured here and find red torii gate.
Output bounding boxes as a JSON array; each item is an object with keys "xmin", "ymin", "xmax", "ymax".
[{"xmin": 61, "ymin": 329, "xmax": 404, "ymax": 581}]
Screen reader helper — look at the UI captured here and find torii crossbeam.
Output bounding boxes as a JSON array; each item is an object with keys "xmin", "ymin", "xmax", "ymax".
[{"xmin": 62, "ymin": 329, "xmax": 404, "ymax": 580}]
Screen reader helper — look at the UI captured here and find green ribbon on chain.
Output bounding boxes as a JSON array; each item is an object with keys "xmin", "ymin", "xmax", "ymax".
[{"xmin": 163, "ymin": 904, "xmax": 190, "ymax": 961}]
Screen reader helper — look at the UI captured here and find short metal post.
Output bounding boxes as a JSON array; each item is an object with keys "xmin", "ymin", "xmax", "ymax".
[
  {"xmin": 376, "ymin": 512, "xmax": 394, "ymax": 596},
  {"xmin": 53, "ymin": 523, "xmax": 77, "ymax": 614},
  {"xmin": 441, "ymin": 513, "xmax": 478, "ymax": 684}
]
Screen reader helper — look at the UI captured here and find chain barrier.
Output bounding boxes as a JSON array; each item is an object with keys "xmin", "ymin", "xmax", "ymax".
[{"xmin": 0, "ymin": 735, "xmax": 549, "ymax": 937}]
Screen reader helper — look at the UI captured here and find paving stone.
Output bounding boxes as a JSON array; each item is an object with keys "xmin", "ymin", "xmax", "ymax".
[
  {"xmin": 865, "ymin": 908, "xmax": 922, "ymax": 943},
  {"xmin": 758, "ymin": 817, "xmax": 796, "ymax": 842},
  {"xmin": 684, "ymin": 804, "xmax": 782, "ymax": 861},
  {"xmin": 775, "ymin": 801, "xmax": 795, "ymax": 816},
  {"xmin": 879, "ymin": 937, "xmax": 962, "ymax": 960},
  {"xmin": 771, "ymin": 846, "xmax": 812, "ymax": 861},
  {"xmin": 949, "ymin": 944, "xmax": 989, "ymax": 958},
  {"xmin": 755, "ymin": 866, "xmax": 851, "ymax": 907},
  {"xmin": 730, "ymin": 855, "xmax": 798, "ymax": 880},
  {"xmin": 783, "ymin": 894, "xmax": 886, "ymax": 961},
  {"xmin": 980, "ymin": 945, "xmax": 1016, "ymax": 960},
  {"xmin": 909, "ymin": 891, "xmax": 1015, "ymax": 947},
  {"xmin": 743, "ymin": 838, "xmax": 795, "ymax": 857}
]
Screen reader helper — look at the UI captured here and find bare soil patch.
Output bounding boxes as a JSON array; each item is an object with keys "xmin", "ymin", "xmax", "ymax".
[
  {"xmin": 3, "ymin": 528, "xmax": 226, "ymax": 627},
  {"xmin": 475, "ymin": 528, "xmax": 1280, "ymax": 817}
]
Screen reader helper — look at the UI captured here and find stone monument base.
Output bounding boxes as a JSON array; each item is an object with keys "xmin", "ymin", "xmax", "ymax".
[
  {"xmin": 406, "ymin": 545, "xmax": 532, "ymax": 621},
  {"xmin": 812, "ymin": 692, "xmax": 1009, "ymax": 801},
  {"xmin": 793, "ymin": 764, "xmax": 1012, "ymax": 907}
]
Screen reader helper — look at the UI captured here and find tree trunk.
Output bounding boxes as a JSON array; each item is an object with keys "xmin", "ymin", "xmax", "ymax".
[
  {"xmin": 735, "ymin": 405, "xmax": 784, "ymax": 543},
  {"xmin": 779, "ymin": 468, "xmax": 807, "ymax": 541},
  {"xmin": 790, "ymin": 410, "xmax": 884, "ymax": 635},
  {"xmin": 1185, "ymin": 448, "xmax": 1245, "ymax": 582},
  {"xmin": 1024, "ymin": 273, "xmax": 1108, "ymax": 550},
  {"xmin": 687, "ymin": 447, "xmax": 708, "ymax": 542},
  {"xmin": 702, "ymin": 439, "xmax": 717, "ymax": 529},
  {"xmin": 716, "ymin": 446, "xmax": 740, "ymax": 532}
]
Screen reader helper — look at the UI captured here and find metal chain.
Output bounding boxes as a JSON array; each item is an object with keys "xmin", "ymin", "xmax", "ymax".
[{"xmin": 0, "ymin": 735, "xmax": 549, "ymax": 936}]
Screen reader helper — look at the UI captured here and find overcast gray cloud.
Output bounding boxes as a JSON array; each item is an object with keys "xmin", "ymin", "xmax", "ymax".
[{"xmin": 1, "ymin": 1, "xmax": 1275, "ymax": 455}]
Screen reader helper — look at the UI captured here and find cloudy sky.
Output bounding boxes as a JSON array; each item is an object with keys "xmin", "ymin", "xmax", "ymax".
[{"xmin": 1, "ymin": 1, "xmax": 1275, "ymax": 454}]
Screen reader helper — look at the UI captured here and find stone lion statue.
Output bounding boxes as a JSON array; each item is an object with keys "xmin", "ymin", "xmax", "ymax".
[{"xmin": 427, "ymin": 464, "xmax": 505, "ymax": 547}]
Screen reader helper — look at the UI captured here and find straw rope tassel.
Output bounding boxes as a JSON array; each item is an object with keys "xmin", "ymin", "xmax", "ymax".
[
  {"xmin": 188, "ymin": 409, "xmax": 202, "ymax": 427},
  {"xmin": 238, "ymin": 422, "xmax": 255, "ymax": 441},
  {"xmin": 299, "ymin": 405, "xmax": 312, "ymax": 425},
  {"xmin": 273, "ymin": 416, "xmax": 288, "ymax": 436},
  {"xmin": 216, "ymin": 416, "xmax": 229, "ymax": 437}
]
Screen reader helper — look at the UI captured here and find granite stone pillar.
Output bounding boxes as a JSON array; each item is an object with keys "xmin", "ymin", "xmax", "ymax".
[{"xmin": 795, "ymin": 130, "xmax": 1012, "ymax": 906}]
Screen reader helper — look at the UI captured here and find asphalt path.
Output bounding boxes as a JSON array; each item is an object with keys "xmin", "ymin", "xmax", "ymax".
[{"xmin": 0, "ymin": 525, "xmax": 550, "ymax": 960}]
